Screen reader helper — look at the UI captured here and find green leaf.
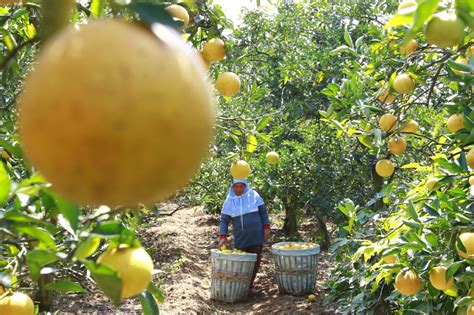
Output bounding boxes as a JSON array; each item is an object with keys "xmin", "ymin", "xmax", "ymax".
[
  {"xmin": 44, "ymin": 280, "xmax": 86, "ymax": 293},
  {"xmin": 90, "ymin": 0, "xmax": 105, "ymax": 18},
  {"xmin": 456, "ymin": 0, "xmax": 474, "ymax": 28},
  {"xmin": 0, "ymin": 139, "xmax": 22, "ymax": 159},
  {"xmin": 455, "ymin": 296, "xmax": 474, "ymax": 307},
  {"xmin": 424, "ymin": 232, "xmax": 439, "ymax": 248},
  {"xmin": 25, "ymin": 249, "xmax": 59, "ymax": 282},
  {"xmin": 24, "ymin": 23, "xmax": 36, "ymax": 40},
  {"xmin": 256, "ymin": 116, "xmax": 270, "ymax": 131},
  {"xmin": 406, "ymin": 201, "xmax": 420, "ymax": 223},
  {"xmin": 0, "ymin": 162, "xmax": 11, "ymax": 205},
  {"xmin": 447, "ymin": 60, "xmax": 471, "ymax": 73},
  {"xmin": 456, "ymin": 237, "xmax": 467, "ymax": 255},
  {"xmin": 15, "ymin": 226, "xmax": 56, "ymax": 249},
  {"xmin": 381, "ymin": 247, "xmax": 400, "ymax": 257},
  {"xmin": 458, "ymin": 151, "xmax": 468, "ymax": 170},
  {"xmin": 446, "ymin": 261, "xmax": 463, "ymax": 281},
  {"xmin": 405, "ymin": 0, "xmax": 440, "ymax": 41},
  {"xmin": 401, "ymin": 163, "xmax": 421, "ymax": 169},
  {"xmin": 147, "ymin": 283, "xmax": 165, "ymax": 304},
  {"xmin": 363, "ymin": 246, "xmax": 376, "ymax": 262},
  {"xmin": 433, "ymin": 157, "xmax": 464, "ymax": 174},
  {"xmin": 129, "ymin": 3, "xmax": 181, "ymax": 29},
  {"xmin": 455, "ymin": 213, "xmax": 471, "ymax": 224},
  {"xmin": 91, "ymin": 221, "xmax": 124, "ymax": 236},
  {"xmin": 357, "ymin": 135, "xmax": 372, "ymax": 149},
  {"xmin": 330, "ymin": 45, "xmax": 357, "ymax": 56},
  {"xmin": 229, "ymin": 134, "xmax": 240, "ymax": 145},
  {"xmin": 257, "ymin": 133, "xmax": 271, "ymax": 143},
  {"xmin": 11, "ymin": 8, "xmax": 28, "ymax": 19},
  {"xmin": 343, "ymin": 24, "xmax": 353, "ymax": 48},
  {"xmin": 364, "ymin": 106, "xmax": 382, "ymax": 113},
  {"xmin": 331, "ymin": 119, "xmax": 344, "ymax": 131},
  {"xmin": 422, "ymin": 203, "xmax": 439, "ymax": 217},
  {"xmin": 381, "ymin": 263, "xmax": 405, "ymax": 269},
  {"xmin": 385, "ymin": 13, "xmax": 414, "ymax": 29},
  {"xmin": 401, "ymin": 242, "xmax": 424, "ymax": 250},
  {"xmin": 140, "ymin": 291, "xmax": 160, "ymax": 315},
  {"xmin": 20, "ymin": 172, "xmax": 48, "ymax": 186},
  {"xmin": 456, "ymin": 0, "xmax": 474, "ymax": 11},
  {"xmin": 83, "ymin": 260, "xmax": 122, "ymax": 306},
  {"xmin": 3, "ymin": 210, "xmax": 45, "ymax": 224},
  {"xmin": 246, "ymin": 134, "xmax": 258, "ymax": 153},
  {"xmin": 52, "ymin": 193, "xmax": 80, "ymax": 232},
  {"xmin": 354, "ymin": 35, "xmax": 365, "ymax": 49},
  {"xmin": 74, "ymin": 237, "xmax": 101, "ymax": 259},
  {"xmin": 0, "ymin": 29, "xmax": 17, "ymax": 50},
  {"xmin": 338, "ymin": 200, "xmax": 351, "ymax": 217},
  {"xmin": 443, "ymin": 284, "xmax": 458, "ymax": 297}
]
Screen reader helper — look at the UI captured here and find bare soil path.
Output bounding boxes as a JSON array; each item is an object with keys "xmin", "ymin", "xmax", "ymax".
[{"xmin": 57, "ymin": 203, "xmax": 336, "ymax": 314}]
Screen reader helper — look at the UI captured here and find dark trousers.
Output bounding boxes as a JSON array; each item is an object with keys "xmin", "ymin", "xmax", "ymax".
[{"xmin": 239, "ymin": 244, "xmax": 263, "ymax": 289}]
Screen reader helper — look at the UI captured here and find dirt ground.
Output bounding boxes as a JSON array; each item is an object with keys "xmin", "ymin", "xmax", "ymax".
[{"xmin": 56, "ymin": 203, "xmax": 336, "ymax": 314}]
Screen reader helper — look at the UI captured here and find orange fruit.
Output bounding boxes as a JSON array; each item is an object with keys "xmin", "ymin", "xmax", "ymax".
[
  {"xmin": 400, "ymin": 39, "xmax": 418, "ymax": 56},
  {"xmin": 215, "ymin": 72, "xmax": 241, "ymax": 97},
  {"xmin": 456, "ymin": 232, "xmax": 474, "ymax": 259},
  {"xmin": 377, "ymin": 88, "xmax": 395, "ymax": 104},
  {"xmin": 376, "ymin": 160, "xmax": 395, "ymax": 177},
  {"xmin": 379, "ymin": 114, "xmax": 398, "ymax": 132},
  {"xmin": 165, "ymin": 4, "xmax": 190, "ymax": 27},
  {"xmin": 425, "ymin": 12, "xmax": 466, "ymax": 49},
  {"xmin": 0, "ymin": 292, "xmax": 34, "ymax": 315},
  {"xmin": 382, "ymin": 255, "xmax": 398, "ymax": 264},
  {"xmin": 395, "ymin": 270, "xmax": 421, "ymax": 295},
  {"xmin": 230, "ymin": 160, "xmax": 251, "ymax": 179},
  {"xmin": 467, "ymin": 148, "xmax": 474, "ymax": 169},
  {"xmin": 388, "ymin": 137, "xmax": 407, "ymax": 155},
  {"xmin": 425, "ymin": 177, "xmax": 438, "ymax": 191},
  {"xmin": 447, "ymin": 113, "xmax": 465, "ymax": 133},
  {"xmin": 266, "ymin": 152, "xmax": 279, "ymax": 165},
  {"xmin": 19, "ymin": 20, "xmax": 215, "ymax": 206},
  {"xmin": 429, "ymin": 266, "xmax": 454, "ymax": 290},
  {"xmin": 393, "ymin": 73, "xmax": 415, "ymax": 94},
  {"xmin": 97, "ymin": 246, "xmax": 154, "ymax": 299},
  {"xmin": 202, "ymin": 38, "xmax": 226, "ymax": 62},
  {"xmin": 401, "ymin": 119, "xmax": 418, "ymax": 133}
]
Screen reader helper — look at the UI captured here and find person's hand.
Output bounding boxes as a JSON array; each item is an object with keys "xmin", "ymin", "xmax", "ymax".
[
  {"xmin": 264, "ymin": 228, "xmax": 271, "ymax": 241},
  {"xmin": 218, "ymin": 236, "xmax": 227, "ymax": 247}
]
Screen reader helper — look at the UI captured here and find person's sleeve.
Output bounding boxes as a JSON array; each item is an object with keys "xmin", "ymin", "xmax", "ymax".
[
  {"xmin": 219, "ymin": 213, "xmax": 231, "ymax": 237},
  {"xmin": 258, "ymin": 204, "xmax": 270, "ymax": 229}
]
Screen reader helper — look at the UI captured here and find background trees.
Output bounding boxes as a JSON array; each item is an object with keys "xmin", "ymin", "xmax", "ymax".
[{"xmin": 0, "ymin": 0, "xmax": 472, "ymax": 313}]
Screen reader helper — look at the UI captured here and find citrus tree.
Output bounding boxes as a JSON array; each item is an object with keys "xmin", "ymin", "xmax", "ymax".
[
  {"xmin": 181, "ymin": 1, "xmax": 391, "ymax": 246},
  {"xmin": 0, "ymin": 0, "xmax": 230, "ymax": 313},
  {"xmin": 323, "ymin": 0, "xmax": 473, "ymax": 313}
]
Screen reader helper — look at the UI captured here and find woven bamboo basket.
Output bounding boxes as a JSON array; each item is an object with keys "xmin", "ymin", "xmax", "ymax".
[
  {"xmin": 271, "ymin": 242, "xmax": 321, "ymax": 295},
  {"xmin": 210, "ymin": 249, "xmax": 257, "ymax": 303}
]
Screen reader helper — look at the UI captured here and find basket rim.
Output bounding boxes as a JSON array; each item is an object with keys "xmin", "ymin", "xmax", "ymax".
[
  {"xmin": 210, "ymin": 248, "xmax": 258, "ymax": 261},
  {"xmin": 271, "ymin": 242, "xmax": 321, "ymax": 255}
]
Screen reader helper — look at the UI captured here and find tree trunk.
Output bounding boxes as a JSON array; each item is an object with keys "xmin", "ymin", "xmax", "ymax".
[
  {"xmin": 315, "ymin": 214, "xmax": 331, "ymax": 251},
  {"xmin": 283, "ymin": 205, "xmax": 298, "ymax": 239},
  {"xmin": 36, "ymin": 273, "xmax": 54, "ymax": 312}
]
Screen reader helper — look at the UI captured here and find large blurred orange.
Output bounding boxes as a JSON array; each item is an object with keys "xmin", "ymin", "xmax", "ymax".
[{"xmin": 19, "ymin": 20, "xmax": 215, "ymax": 206}]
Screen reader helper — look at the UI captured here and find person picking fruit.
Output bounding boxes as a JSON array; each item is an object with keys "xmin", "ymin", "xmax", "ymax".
[{"xmin": 218, "ymin": 178, "xmax": 271, "ymax": 289}]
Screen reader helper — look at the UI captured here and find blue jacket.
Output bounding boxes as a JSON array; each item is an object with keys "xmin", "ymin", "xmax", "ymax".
[{"xmin": 220, "ymin": 204, "xmax": 270, "ymax": 249}]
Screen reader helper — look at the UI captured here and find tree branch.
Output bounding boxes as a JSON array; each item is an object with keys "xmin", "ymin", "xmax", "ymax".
[{"xmin": 0, "ymin": 38, "xmax": 38, "ymax": 71}]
